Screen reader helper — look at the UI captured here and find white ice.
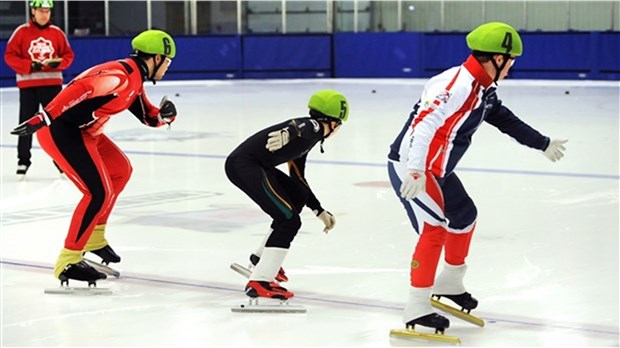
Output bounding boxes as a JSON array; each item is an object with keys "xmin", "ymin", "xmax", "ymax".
[{"xmin": 1, "ymin": 78, "xmax": 618, "ymax": 347}]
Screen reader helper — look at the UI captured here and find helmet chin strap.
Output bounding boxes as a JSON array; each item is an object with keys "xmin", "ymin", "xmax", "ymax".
[
  {"xmin": 149, "ymin": 55, "xmax": 165, "ymax": 85},
  {"xmin": 317, "ymin": 118, "xmax": 340, "ymax": 154},
  {"xmin": 490, "ymin": 54, "xmax": 510, "ymax": 83}
]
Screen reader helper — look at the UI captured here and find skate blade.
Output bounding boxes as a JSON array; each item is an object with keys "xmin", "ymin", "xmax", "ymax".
[
  {"xmin": 232, "ymin": 297, "xmax": 306, "ymax": 313},
  {"xmin": 390, "ymin": 328, "xmax": 461, "ymax": 344},
  {"xmin": 84, "ymin": 258, "xmax": 120, "ymax": 279},
  {"xmin": 44, "ymin": 287, "xmax": 112, "ymax": 295},
  {"xmin": 231, "ymin": 302, "xmax": 306, "ymax": 313},
  {"xmin": 431, "ymin": 298, "xmax": 485, "ymax": 327},
  {"xmin": 230, "ymin": 263, "xmax": 251, "ymax": 278}
]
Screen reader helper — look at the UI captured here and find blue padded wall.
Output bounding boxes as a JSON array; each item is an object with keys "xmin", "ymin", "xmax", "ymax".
[
  {"xmin": 333, "ymin": 32, "xmax": 423, "ymax": 77},
  {"xmin": 242, "ymin": 34, "xmax": 331, "ymax": 78},
  {"xmin": 1, "ymin": 31, "xmax": 618, "ymax": 87}
]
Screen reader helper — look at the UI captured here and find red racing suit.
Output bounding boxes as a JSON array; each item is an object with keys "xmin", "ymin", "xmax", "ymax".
[{"xmin": 36, "ymin": 57, "xmax": 169, "ymax": 251}]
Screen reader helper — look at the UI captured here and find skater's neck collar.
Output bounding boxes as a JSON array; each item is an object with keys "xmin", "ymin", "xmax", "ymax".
[
  {"xmin": 463, "ymin": 55, "xmax": 494, "ymax": 88},
  {"xmin": 130, "ymin": 57, "xmax": 149, "ymax": 82}
]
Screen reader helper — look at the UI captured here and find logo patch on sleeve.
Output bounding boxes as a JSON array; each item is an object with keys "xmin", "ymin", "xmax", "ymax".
[
  {"xmin": 309, "ymin": 119, "xmax": 320, "ymax": 133},
  {"xmin": 436, "ymin": 90, "xmax": 451, "ymax": 104}
]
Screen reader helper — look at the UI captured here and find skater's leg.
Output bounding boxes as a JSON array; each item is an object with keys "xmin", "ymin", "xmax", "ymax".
[
  {"xmin": 16, "ymin": 88, "xmax": 38, "ymax": 174},
  {"xmin": 38, "ymin": 124, "xmax": 114, "ymax": 280},
  {"xmin": 434, "ymin": 173, "xmax": 478, "ymax": 309},
  {"xmin": 389, "ymin": 161, "xmax": 451, "ymax": 328},
  {"xmin": 83, "ymin": 135, "xmax": 132, "ymax": 263},
  {"xmin": 225, "ymin": 158, "xmax": 302, "ymax": 293}
]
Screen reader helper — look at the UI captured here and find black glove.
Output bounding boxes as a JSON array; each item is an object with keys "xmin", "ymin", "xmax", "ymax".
[
  {"xmin": 47, "ymin": 59, "xmax": 61, "ymax": 68},
  {"xmin": 158, "ymin": 96, "xmax": 177, "ymax": 124},
  {"xmin": 31, "ymin": 61, "xmax": 44, "ymax": 72},
  {"xmin": 11, "ymin": 111, "xmax": 51, "ymax": 136}
]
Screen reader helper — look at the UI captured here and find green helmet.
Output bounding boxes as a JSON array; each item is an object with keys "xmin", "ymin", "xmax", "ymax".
[
  {"xmin": 308, "ymin": 89, "xmax": 349, "ymax": 122},
  {"xmin": 466, "ymin": 22, "xmax": 523, "ymax": 56},
  {"xmin": 30, "ymin": 0, "xmax": 54, "ymax": 8},
  {"xmin": 131, "ymin": 29, "xmax": 176, "ymax": 59}
]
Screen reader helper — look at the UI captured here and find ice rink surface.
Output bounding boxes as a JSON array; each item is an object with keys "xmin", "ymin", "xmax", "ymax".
[{"xmin": 1, "ymin": 78, "xmax": 618, "ymax": 347}]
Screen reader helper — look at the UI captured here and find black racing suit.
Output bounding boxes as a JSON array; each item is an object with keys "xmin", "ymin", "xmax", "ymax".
[{"xmin": 225, "ymin": 117, "xmax": 326, "ymax": 249}]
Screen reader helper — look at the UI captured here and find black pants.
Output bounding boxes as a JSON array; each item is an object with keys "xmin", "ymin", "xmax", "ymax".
[
  {"xmin": 18, "ymin": 85, "xmax": 62, "ymax": 165},
  {"xmin": 225, "ymin": 156, "xmax": 308, "ymax": 249}
]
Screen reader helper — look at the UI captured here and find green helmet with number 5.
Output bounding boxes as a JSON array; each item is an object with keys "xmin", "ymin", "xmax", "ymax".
[
  {"xmin": 131, "ymin": 29, "xmax": 176, "ymax": 59},
  {"xmin": 30, "ymin": 0, "xmax": 54, "ymax": 8},
  {"xmin": 466, "ymin": 22, "xmax": 523, "ymax": 56},
  {"xmin": 308, "ymin": 89, "xmax": 349, "ymax": 123}
]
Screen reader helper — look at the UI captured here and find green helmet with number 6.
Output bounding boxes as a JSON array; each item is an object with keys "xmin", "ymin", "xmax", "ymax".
[
  {"xmin": 308, "ymin": 89, "xmax": 349, "ymax": 123},
  {"xmin": 131, "ymin": 29, "xmax": 176, "ymax": 59},
  {"xmin": 466, "ymin": 22, "xmax": 523, "ymax": 56},
  {"xmin": 30, "ymin": 0, "xmax": 54, "ymax": 8}
]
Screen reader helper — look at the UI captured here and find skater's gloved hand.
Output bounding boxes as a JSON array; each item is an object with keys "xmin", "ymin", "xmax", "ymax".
[
  {"xmin": 10, "ymin": 111, "xmax": 51, "ymax": 136},
  {"xmin": 400, "ymin": 170, "xmax": 426, "ymax": 200},
  {"xmin": 313, "ymin": 209, "xmax": 335, "ymax": 233},
  {"xmin": 266, "ymin": 128, "xmax": 290, "ymax": 152},
  {"xmin": 45, "ymin": 58, "xmax": 62, "ymax": 69},
  {"xmin": 31, "ymin": 60, "xmax": 44, "ymax": 72},
  {"xmin": 157, "ymin": 96, "xmax": 177, "ymax": 125},
  {"xmin": 543, "ymin": 139, "xmax": 567, "ymax": 162}
]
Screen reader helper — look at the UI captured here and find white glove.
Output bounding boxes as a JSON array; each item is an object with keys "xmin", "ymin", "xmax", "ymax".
[
  {"xmin": 266, "ymin": 128, "xmax": 290, "ymax": 152},
  {"xmin": 313, "ymin": 209, "xmax": 335, "ymax": 233},
  {"xmin": 543, "ymin": 139, "xmax": 567, "ymax": 162},
  {"xmin": 400, "ymin": 170, "xmax": 426, "ymax": 200}
]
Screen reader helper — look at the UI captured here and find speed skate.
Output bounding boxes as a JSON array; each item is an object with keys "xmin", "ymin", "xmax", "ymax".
[
  {"xmin": 44, "ymin": 260, "xmax": 111, "ymax": 295},
  {"xmin": 229, "ymin": 262, "xmax": 306, "ymax": 314},
  {"xmin": 432, "ymin": 296, "xmax": 485, "ymax": 327},
  {"xmin": 44, "ymin": 277, "xmax": 112, "ymax": 295},
  {"xmin": 390, "ymin": 295, "xmax": 484, "ymax": 344}
]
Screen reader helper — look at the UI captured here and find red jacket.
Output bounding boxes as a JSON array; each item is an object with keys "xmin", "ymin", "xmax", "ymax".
[
  {"xmin": 4, "ymin": 19, "xmax": 74, "ymax": 89},
  {"xmin": 44, "ymin": 58, "xmax": 163, "ymax": 136}
]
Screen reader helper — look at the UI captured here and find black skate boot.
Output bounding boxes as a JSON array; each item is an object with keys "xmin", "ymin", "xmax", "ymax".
[
  {"xmin": 250, "ymin": 253, "xmax": 288, "ymax": 282},
  {"xmin": 432, "ymin": 292, "xmax": 478, "ymax": 313},
  {"xmin": 59, "ymin": 261, "xmax": 107, "ymax": 287},
  {"xmin": 406, "ymin": 313, "xmax": 450, "ymax": 334},
  {"xmin": 89, "ymin": 245, "xmax": 121, "ymax": 265}
]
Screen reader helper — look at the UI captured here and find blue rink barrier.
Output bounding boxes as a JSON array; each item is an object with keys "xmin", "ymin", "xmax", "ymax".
[{"xmin": 1, "ymin": 31, "xmax": 618, "ymax": 87}]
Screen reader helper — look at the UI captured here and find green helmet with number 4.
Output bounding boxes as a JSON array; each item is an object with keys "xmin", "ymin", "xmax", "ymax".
[
  {"xmin": 466, "ymin": 22, "xmax": 523, "ymax": 56},
  {"xmin": 30, "ymin": 0, "xmax": 54, "ymax": 8},
  {"xmin": 308, "ymin": 89, "xmax": 349, "ymax": 123},
  {"xmin": 131, "ymin": 29, "xmax": 176, "ymax": 59}
]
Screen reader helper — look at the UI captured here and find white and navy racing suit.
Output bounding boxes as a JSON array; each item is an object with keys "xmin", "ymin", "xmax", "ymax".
[{"xmin": 388, "ymin": 55, "xmax": 550, "ymax": 235}]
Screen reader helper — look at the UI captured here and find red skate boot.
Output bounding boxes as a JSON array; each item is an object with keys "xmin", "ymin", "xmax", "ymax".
[{"xmin": 245, "ymin": 280, "xmax": 294, "ymax": 300}]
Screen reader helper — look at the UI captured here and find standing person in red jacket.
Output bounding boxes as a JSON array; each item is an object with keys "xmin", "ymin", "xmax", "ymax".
[
  {"xmin": 10, "ymin": 29, "xmax": 178, "ymax": 285},
  {"xmin": 4, "ymin": 0, "xmax": 74, "ymax": 179}
]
